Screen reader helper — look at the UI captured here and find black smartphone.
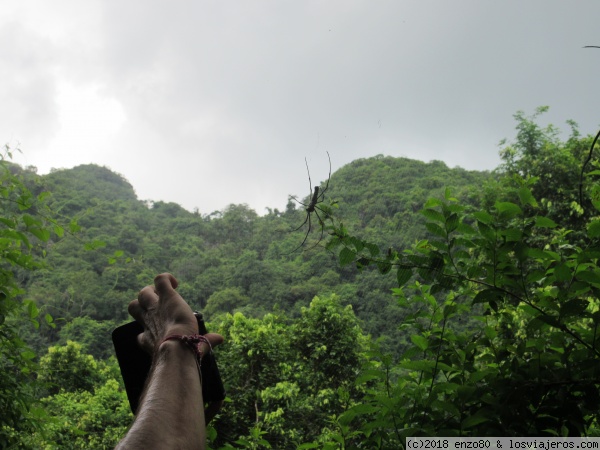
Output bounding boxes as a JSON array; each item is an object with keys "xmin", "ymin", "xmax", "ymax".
[{"xmin": 112, "ymin": 312, "xmax": 225, "ymax": 414}]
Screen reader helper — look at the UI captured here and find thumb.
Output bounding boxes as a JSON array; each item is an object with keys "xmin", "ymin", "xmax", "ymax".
[{"xmin": 204, "ymin": 333, "xmax": 224, "ymax": 349}]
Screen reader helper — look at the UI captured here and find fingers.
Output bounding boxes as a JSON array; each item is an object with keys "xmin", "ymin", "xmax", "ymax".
[
  {"xmin": 128, "ymin": 282, "xmax": 161, "ymax": 321},
  {"xmin": 154, "ymin": 273, "xmax": 178, "ymax": 294},
  {"xmin": 130, "ymin": 274, "xmax": 178, "ymax": 318},
  {"xmin": 137, "ymin": 285, "xmax": 159, "ymax": 310},
  {"xmin": 128, "ymin": 299, "xmax": 144, "ymax": 322}
]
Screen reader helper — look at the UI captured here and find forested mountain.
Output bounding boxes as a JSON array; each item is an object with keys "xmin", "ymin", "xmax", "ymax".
[
  {"xmin": 20, "ymin": 155, "xmax": 489, "ymax": 360},
  {"xmin": 4, "ymin": 108, "xmax": 600, "ymax": 448}
]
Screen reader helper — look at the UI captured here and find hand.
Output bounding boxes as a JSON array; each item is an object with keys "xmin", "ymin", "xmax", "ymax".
[
  {"xmin": 128, "ymin": 273, "xmax": 200, "ymax": 354},
  {"xmin": 117, "ymin": 273, "xmax": 224, "ymax": 449}
]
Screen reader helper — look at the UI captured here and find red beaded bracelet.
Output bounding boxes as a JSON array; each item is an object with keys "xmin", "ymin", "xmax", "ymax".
[{"xmin": 160, "ymin": 334, "xmax": 213, "ymax": 370}]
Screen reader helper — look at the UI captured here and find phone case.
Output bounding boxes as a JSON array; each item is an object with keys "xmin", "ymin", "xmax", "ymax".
[{"xmin": 112, "ymin": 313, "xmax": 225, "ymax": 414}]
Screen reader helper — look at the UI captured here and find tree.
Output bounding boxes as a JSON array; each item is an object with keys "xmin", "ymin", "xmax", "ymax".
[
  {"xmin": 0, "ymin": 147, "xmax": 63, "ymax": 448},
  {"xmin": 496, "ymin": 106, "xmax": 592, "ymax": 230},
  {"xmin": 205, "ymin": 287, "xmax": 250, "ymax": 318},
  {"xmin": 318, "ymin": 113, "xmax": 600, "ymax": 443},
  {"xmin": 211, "ymin": 296, "xmax": 369, "ymax": 448},
  {"xmin": 37, "ymin": 378, "xmax": 131, "ymax": 449},
  {"xmin": 39, "ymin": 340, "xmax": 103, "ymax": 395}
]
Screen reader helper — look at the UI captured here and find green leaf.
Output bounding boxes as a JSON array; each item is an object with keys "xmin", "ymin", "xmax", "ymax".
[
  {"xmin": 461, "ymin": 412, "xmax": 491, "ymax": 429},
  {"xmin": 430, "ymin": 399, "xmax": 460, "ymax": 416},
  {"xmin": 443, "ymin": 303, "xmax": 457, "ymax": 318},
  {"xmin": 0, "ymin": 217, "xmax": 16, "ymax": 228},
  {"xmin": 397, "ymin": 267, "xmax": 412, "ymax": 287},
  {"xmin": 69, "ymin": 219, "xmax": 81, "ymax": 233},
  {"xmin": 537, "ymin": 314, "xmax": 561, "ymax": 328},
  {"xmin": 472, "ymin": 289, "xmax": 502, "ymax": 305},
  {"xmin": 399, "ymin": 359, "xmax": 436, "ymax": 371},
  {"xmin": 423, "ymin": 198, "xmax": 442, "ymax": 208},
  {"xmin": 422, "ymin": 208, "xmax": 445, "ymax": 222},
  {"xmin": 560, "ymin": 299, "xmax": 589, "ymax": 318},
  {"xmin": 37, "ymin": 191, "xmax": 51, "ymax": 202},
  {"xmin": 365, "ymin": 243, "xmax": 380, "ymax": 257},
  {"xmin": 410, "ymin": 334, "xmax": 428, "ymax": 351},
  {"xmin": 298, "ymin": 444, "xmax": 320, "ymax": 449},
  {"xmin": 20, "ymin": 350, "xmax": 36, "ymax": 360},
  {"xmin": 535, "ymin": 216, "xmax": 557, "ymax": 228},
  {"xmin": 526, "ymin": 269, "xmax": 545, "ymax": 284},
  {"xmin": 576, "ymin": 270, "xmax": 600, "ymax": 286},
  {"xmin": 84, "ymin": 239, "xmax": 106, "ymax": 251},
  {"xmin": 456, "ymin": 222, "xmax": 476, "ymax": 235},
  {"xmin": 495, "ymin": 201, "xmax": 522, "ymax": 219},
  {"xmin": 588, "ymin": 220, "xmax": 600, "ymax": 238},
  {"xmin": 425, "ymin": 222, "xmax": 446, "ymax": 238},
  {"xmin": 356, "ymin": 257, "xmax": 371, "ymax": 269},
  {"xmin": 473, "ymin": 211, "xmax": 493, "ymax": 224},
  {"xmin": 29, "ymin": 227, "xmax": 50, "ymax": 242},
  {"xmin": 501, "ymin": 227, "xmax": 522, "ymax": 242},
  {"xmin": 22, "ymin": 214, "xmax": 38, "ymax": 227},
  {"xmin": 484, "ymin": 326, "xmax": 497, "ymax": 339},
  {"xmin": 477, "ymin": 221, "xmax": 495, "ymax": 241},
  {"xmin": 553, "ymin": 263, "xmax": 571, "ymax": 283},
  {"xmin": 518, "ymin": 186, "xmax": 538, "ymax": 207},
  {"xmin": 347, "ymin": 236, "xmax": 364, "ymax": 252},
  {"xmin": 377, "ymin": 261, "xmax": 392, "ymax": 275},
  {"xmin": 338, "ymin": 247, "xmax": 355, "ymax": 266},
  {"xmin": 356, "ymin": 369, "xmax": 385, "ymax": 384},
  {"xmin": 347, "ymin": 403, "xmax": 381, "ymax": 416},
  {"xmin": 25, "ymin": 300, "xmax": 39, "ymax": 319},
  {"xmin": 53, "ymin": 225, "xmax": 65, "ymax": 237},
  {"xmin": 446, "ymin": 213, "xmax": 459, "ymax": 233},
  {"xmin": 444, "ymin": 187, "xmax": 458, "ymax": 201}
]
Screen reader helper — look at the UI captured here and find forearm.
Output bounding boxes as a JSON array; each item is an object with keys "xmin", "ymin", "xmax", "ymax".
[{"xmin": 116, "ymin": 341, "xmax": 206, "ymax": 450}]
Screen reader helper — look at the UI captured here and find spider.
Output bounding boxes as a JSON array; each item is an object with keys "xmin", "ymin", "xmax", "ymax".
[{"xmin": 288, "ymin": 151, "xmax": 332, "ymax": 253}]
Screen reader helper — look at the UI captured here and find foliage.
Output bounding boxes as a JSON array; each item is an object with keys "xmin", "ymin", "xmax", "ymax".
[
  {"xmin": 39, "ymin": 340, "xmax": 104, "ymax": 395},
  {"xmin": 57, "ymin": 316, "xmax": 120, "ymax": 360},
  {"xmin": 17, "ymin": 157, "xmax": 482, "ymax": 359},
  {"xmin": 7, "ymin": 109, "xmax": 600, "ymax": 447},
  {"xmin": 211, "ymin": 294, "xmax": 368, "ymax": 449},
  {"xmin": 0, "ymin": 147, "xmax": 64, "ymax": 448},
  {"xmin": 320, "ymin": 114, "xmax": 600, "ymax": 443},
  {"xmin": 17, "ymin": 341, "xmax": 131, "ymax": 449},
  {"xmin": 495, "ymin": 106, "xmax": 594, "ymax": 230},
  {"xmin": 33, "ymin": 377, "xmax": 131, "ymax": 449}
]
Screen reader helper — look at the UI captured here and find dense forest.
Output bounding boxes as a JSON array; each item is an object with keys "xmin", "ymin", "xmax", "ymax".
[{"xmin": 2, "ymin": 107, "xmax": 600, "ymax": 448}]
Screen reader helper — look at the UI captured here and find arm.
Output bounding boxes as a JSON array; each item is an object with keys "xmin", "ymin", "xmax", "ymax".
[{"xmin": 115, "ymin": 273, "xmax": 223, "ymax": 450}]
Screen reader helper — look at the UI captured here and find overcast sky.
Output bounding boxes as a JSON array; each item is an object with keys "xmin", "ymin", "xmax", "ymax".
[{"xmin": 2, "ymin": 1, "xmax": 600, "ymax": 215}]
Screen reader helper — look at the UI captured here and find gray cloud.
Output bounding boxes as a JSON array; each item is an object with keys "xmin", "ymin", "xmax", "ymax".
[
  {"xmin": 0, "ymin": 21, "xmax": 59, "ymax": 148},
  {"xmin": 2, "ymin": 0, "xmax": 600, "ymax": 214}
]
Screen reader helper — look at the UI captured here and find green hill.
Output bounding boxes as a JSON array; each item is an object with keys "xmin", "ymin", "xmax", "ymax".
[{"xmin": 17, "ymin": 156, "xmax": 489, "ymax": 359}]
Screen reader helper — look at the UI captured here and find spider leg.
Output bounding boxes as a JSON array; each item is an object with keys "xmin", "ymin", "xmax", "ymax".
[
  {"xmin": 318, "ymin": 151, "xmax": 332, "ymax": 199},
  {"xmin": 290, "ymin": 195, "xmax": 309, "ymax": 209},
  {"xmin": 305, "ymin": 157, "xmax": 313, "ymax": 194},
  {"xmin": 300, "ymin": 208, "xmax": 327, "ymax": 252},
  {"xmin": 286, "ymin": 212, "xmax": 312, "ymax": 254},
  {"xmin": 290, "ymin": 212, "xmax": 310, "ymax": 233},
  {"xmin": 313, "ymin": 206, "xmax": 326, "ymax": 225},
  {"xmin": 314, "ymin": 203, "xmax": 332, "ymax": 223}
]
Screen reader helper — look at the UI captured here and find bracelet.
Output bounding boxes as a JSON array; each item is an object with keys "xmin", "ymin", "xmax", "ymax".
[{"xmin": 160, "ymin": 334, "xmax": 212, "ymax": 376}]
